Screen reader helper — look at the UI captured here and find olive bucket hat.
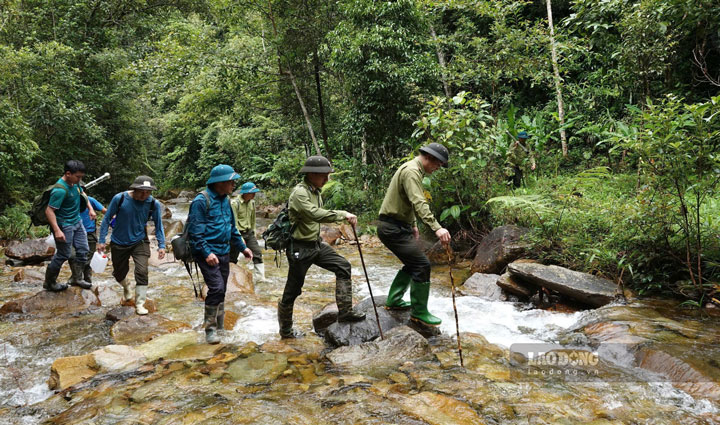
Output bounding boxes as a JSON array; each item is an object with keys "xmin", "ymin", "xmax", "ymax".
[
  {"xmin": 299, "ymin": 156, "xmax": 334, "ymax": 173},
  {"xmin": 206, "ymin": 164, "xmax": 241, "ymax": 185},
  {"xmin": 419, "ymin": 142, "xmax": 450, "ymax": 168},
  {"xmin": 129, "ymin": 175, "xmax": 157, "ymax": 191}
]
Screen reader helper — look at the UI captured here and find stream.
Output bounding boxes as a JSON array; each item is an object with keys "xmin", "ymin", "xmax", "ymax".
[{"xmin": 0, "ymin": 203, "xmax": 718, "ymax": 423}]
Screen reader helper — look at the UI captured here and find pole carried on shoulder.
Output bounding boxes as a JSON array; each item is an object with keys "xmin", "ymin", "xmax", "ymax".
[
  {"xmin": 352, "ymin": 224, "xmax": 384, "ymax": 340},
  {"xmin": 446, "ymin": 244, "xmax": 464, "ymax": 367}
]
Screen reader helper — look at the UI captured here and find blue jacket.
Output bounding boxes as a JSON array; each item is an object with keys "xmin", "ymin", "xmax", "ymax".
[
  {"xmin": 188, "ymin": 187, "xmax": 247, "ymax": 258},
  {"xmin": 99, "ymin": 192, "xmax": 166, "ymax": 249},
  {"xmin": 81, "ymin": 196, "xmax": 104, "ymax": 233}
]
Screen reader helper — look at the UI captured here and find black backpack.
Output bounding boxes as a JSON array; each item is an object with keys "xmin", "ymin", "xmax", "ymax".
[
  {"xmin": 29, "ymin": 183, "xmax": 88, "ymax": 227},
  {"xmin": 261, "ymin": 203, "xmax": 296, "ymax": 266},
  {"xmin": 171, "ymin": 191, "xmax": 210, "ymax": 297}
]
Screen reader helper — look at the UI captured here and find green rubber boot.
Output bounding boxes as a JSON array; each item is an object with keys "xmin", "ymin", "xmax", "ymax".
[
  {"xmin": 385, "ymin": 270, "xmax": 412, "ymax": 310},
  {"xmin": 410, "ymin": 281, "xmax": 442, "ymax": 326}
]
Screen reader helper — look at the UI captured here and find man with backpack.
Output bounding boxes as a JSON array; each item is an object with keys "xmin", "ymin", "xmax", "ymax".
[
  {"xmin": 378, "ymin": 143, "xmax": 451, "ymax": 326},
  {"xmin": 187, "ymin": 165, "xmax": 253, "ymax": 344},
  {"xmin": 278, "ymin": 156, "xmax": 365, "ymax": 339},
  {"xmin": 230, "ymin": 182, "xmax": 266, "ymax": 282},
  {"xmin": 98, "ymin": 176, "xmax": 166, "ymax": 315},
  {"xmin": 44, "ymin": 160, "xmax": 97, "ymax": 292}
]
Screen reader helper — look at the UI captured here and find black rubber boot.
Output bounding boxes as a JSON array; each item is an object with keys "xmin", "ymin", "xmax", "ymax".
[
  {"xmin": 277, "ymin": 301, "xmax": 304, "ymax": 339},
  {"xmin": 83, "ymin": 265, "xmax": 92, "ymax": 284},
  {"xmin": 204, "ymin": 304, "xmax": 221, "ymax": 344},
  {"xmin": 336, "ymin": 279, "xmax": 366, "ymax": 322},
  {"xmin": 68, "ymin": 260, "xmax": 92, "ymax": 290},
  {"xmin": 43, "ymin": 264, "xmax": 68, "ymax": 292}
]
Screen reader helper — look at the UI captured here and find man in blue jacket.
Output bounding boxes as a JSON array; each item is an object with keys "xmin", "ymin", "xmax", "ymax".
[
  {"xmin": 69, "ymin": 194, "xmax": 106, "ymax": 285},
  {"xmin": 98, "ymin": 176, "xmax": 166, "ymax": 315},
  {"xmin": 188, "ymin": 164, "xmax": 253, "ymax": 344}
]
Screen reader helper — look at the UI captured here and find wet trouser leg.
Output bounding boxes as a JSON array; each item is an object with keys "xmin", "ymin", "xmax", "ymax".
[{"xmin": 111, "ymin": 240, "xmax": 150, "ymax": 286}]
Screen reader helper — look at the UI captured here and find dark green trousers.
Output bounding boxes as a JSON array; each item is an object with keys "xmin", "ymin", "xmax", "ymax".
[
  {"xmin": 377, "ymin": 218, "xmax": 431, "ymax": 283},
  {"xmin": 281, "ymin": 239, "xmax": 351, "ymax": 305},
  {"xmin": 230, "ymin": 230, "xmax": 263, "ymax": 264},
  {"xmin": 110, "ymin": 240, "xmax": 151, "ymax": 286}
]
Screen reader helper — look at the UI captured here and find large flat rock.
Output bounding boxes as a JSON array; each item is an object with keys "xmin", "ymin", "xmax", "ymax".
[
  {"xmin": 507, "ymin": 262, "xmax": 617, "ymax": 307},
  {"xmin": 5, "ymin": 238, "xmax": 55, "ymax": 263},
  {"xmin": 0, "ymin": 287, "xmax": 100, "ymax": 317},
  {"xmin": 458, "ymin": 273, "xmax": 505, "ymax": 300},
  {"xmin": 496, "ymin": 272, "xmax": 535, "ymax": 298}
]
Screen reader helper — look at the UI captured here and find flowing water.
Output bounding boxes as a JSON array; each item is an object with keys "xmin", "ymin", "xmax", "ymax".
[{"xmin": 1, "ymin": 210, "xmax": 719, "ymax": 423}]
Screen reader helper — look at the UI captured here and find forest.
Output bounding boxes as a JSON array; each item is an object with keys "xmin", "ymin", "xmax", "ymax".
[{"xmin": 1, "ymin": 0, "xmax": 720, "ymax": 303}]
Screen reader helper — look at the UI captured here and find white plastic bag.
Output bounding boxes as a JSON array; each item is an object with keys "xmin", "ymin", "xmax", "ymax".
[
  {"xmin": 90, "ymin": 251, "xmax": 109, "ymax": 273},
  {"xmin": 45, "ymin": 233, "xmax": 56, "ymax": 248}
]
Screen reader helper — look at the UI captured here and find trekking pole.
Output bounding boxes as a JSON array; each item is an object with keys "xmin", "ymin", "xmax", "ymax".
[
  {"xmin": 446, "ymin": 244, "xmax": 464, "ymax": 368},
  {"xmin": 351, "ymin": 224, "xmax": 384, "ymax": 340}
]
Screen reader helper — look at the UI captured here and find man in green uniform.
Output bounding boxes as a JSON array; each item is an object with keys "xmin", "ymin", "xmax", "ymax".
[
  {"xmin": 278, "ymin": 156, "xmax": 366, "ymax": 338},
  {"xmin": 378, "ymin": 143, "xmax": 451, "ymax": 326},
  {"xmin": 231, "ymin": 182, "xmax": 266, "ymax": 282},
  {"xmin": 505, "ymin": 131, "xmax": 535, "ymax": 188}
]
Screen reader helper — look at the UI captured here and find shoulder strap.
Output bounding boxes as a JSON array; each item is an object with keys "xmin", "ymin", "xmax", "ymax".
[
  {"xmin": 117, "ymin": 192, "xmax": 126, "ymax": 210},
  {"xmin": 50, "ymin": 183, "xmax": 69, "ymax": 199},
  {"xmin": 201, "ymin": 190, "xmax": 210, "ymax": 210}
]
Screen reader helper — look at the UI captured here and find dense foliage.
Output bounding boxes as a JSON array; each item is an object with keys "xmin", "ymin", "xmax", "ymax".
[{"xmin": 2, "ymin": 0, "xmax": 719, "ymax": 301}]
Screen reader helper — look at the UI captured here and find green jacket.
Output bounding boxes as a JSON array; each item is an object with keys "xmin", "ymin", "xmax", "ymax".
[
  {"xmin": 289, "ymin": 179, "xmax": 348, "ymax": 241},
  {"xmin": 232, "ymin": 197, "xmax": 255, "ymax": 232},
  {"xmin": 379, "ymin": 156, "xmax": 441, "ymax": 232}
]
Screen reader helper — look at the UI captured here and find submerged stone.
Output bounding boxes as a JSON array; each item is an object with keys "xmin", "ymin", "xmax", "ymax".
[
  {"xmin": 110, "ymin": 314, "xmax": 191, "ymax": 345},
  {"xmin": 226, "ymin": 353, "xmax": 288, "ymax": 384},
  {"xmin": 136, "ymin": 332, "xmax": 199, "ymax": 362},
  {"xmin": 326, "ymin": 325, "xmax": 430, "ymax": 369},
  {"xmin": 508, "ymin": 262, "xmax": 617, "ymax": 307},
  {"xmin": 393, "ymin": 391, "xmax": 486, "ymax": 425}
]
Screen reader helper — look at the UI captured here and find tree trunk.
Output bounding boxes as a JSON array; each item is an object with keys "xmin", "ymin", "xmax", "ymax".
[
  {"xmin": 267, "ymin": 0, "xmax": 322, "ymax": 157},
  {"xmin": 430, "ymin": 25, "xmax": 451, "ymax": 99},
  {"xmin": 313, "ymin": 49, "xmax": 331, "ymax": 159},
  {"xmin": 546, "ymin": 0, "xmax": 568, "ymax": 157},
  {"xmin": 288, "ymin": 68, "xmax": 322, "ymax": 156}
]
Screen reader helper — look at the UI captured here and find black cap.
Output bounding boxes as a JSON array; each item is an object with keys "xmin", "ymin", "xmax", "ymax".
[
  {"xmin": 299, "ymin": 156, "xmax": 334, "ymax": 173},
  {"xmin": 419, "ymin": 143, "xmax": 450, "ymax": 167},
  {"xmin": 129, "ymin": 175, "xmax": 157, "ymax": 191}
]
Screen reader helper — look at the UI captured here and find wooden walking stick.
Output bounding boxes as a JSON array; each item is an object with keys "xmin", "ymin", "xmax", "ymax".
[
  {"xmin": 351, "ymin": 224, "xmax": 384, "ymax": 340},
  {"xmin": 446, "ymin": 244, "xmax": 464, "ymax": 367}
]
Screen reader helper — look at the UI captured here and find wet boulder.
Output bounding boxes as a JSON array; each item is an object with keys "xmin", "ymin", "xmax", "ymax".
[
  {"xmin": 458, "ymin": 273, "xmax": 505, "ymax": 300},
  {"xmin": 5, "ymin": 238, "xmax": 55, "ymax": 264},
  {"xmin": 392, "ymin": 391, "xmax": 486, "ymax": 425},
  {"xmin": 471, "ymin": 225, "xmax": 529, "ymax": 274},
  {"xmin": 12, "ymin": 267, "xmax": 45, "ymax": 285},
  {"xmin": 312, "ymin": 302, "xmax": 339, "ymax": 336},
  {"xmin": 322, "ymin": 295, "xmax": 440, "ymax": 347},
  {"xmin": 635, "ymin": 348, "xmax": 720, "ymax": 400},
  {"xmin": 0, "ymin": 286, "xmax": 100, "ymax": 317},
  {"xmin": 496, "ymin": 272, "xmax": 535, "ymax": 298},
  {"xmin": 110, "ymin": 314, "xmax": 191, "ymax": 345},
  {"xmin": 105, "ymin": 301, "xmax": 158, "ymax": 322},
  {"xmin": 425, "ymin": 241, "xmax": 458, "ymax": 265},
  {"xmin": 326, "ymin": 325, "xmax": 430, "ymax": 369},
  {"xmin": 93, "ymin": 284, "xmax": 122, "ymax": 306},
  {"xmin": 162, "ymin": 219, "xmax": 184, "ymax": 242},
  {"xmin": 320, "ymin": 226, "xmax": 342, "ymax": 245},
  {"xmin": 508, "ymin": 262, "xmax": 618, "ymax": 307},
  {"xmin": 136, "ymin": 332, "xmax": 199, "ymax": 362},
  {"xmin": 48, "ymin": 354, "xmax": 98, "ymax": 390}
]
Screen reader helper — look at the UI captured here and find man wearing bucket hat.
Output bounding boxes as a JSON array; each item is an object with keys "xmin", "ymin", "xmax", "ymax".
[
  {"xmin": 278, "ymin": 155, "xmax": 365, "ymax": 339},
  {"xmin": 231, "ymin": 182, "xmax": 266, "ymax": 282},
  {"xmin": 98, "ymin": 176, "xmax": 166, "ymax": 315},
  {"xmin": 377, "ymin": 143, "xmax": 451, "ymax": 326},
  {"xmin": 187, "ymin": 164, "xmax": 253, "ymax": 344},
  {"xmin": 506, "ymin": 131, "xmax": 536, "ymax": 188}
]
